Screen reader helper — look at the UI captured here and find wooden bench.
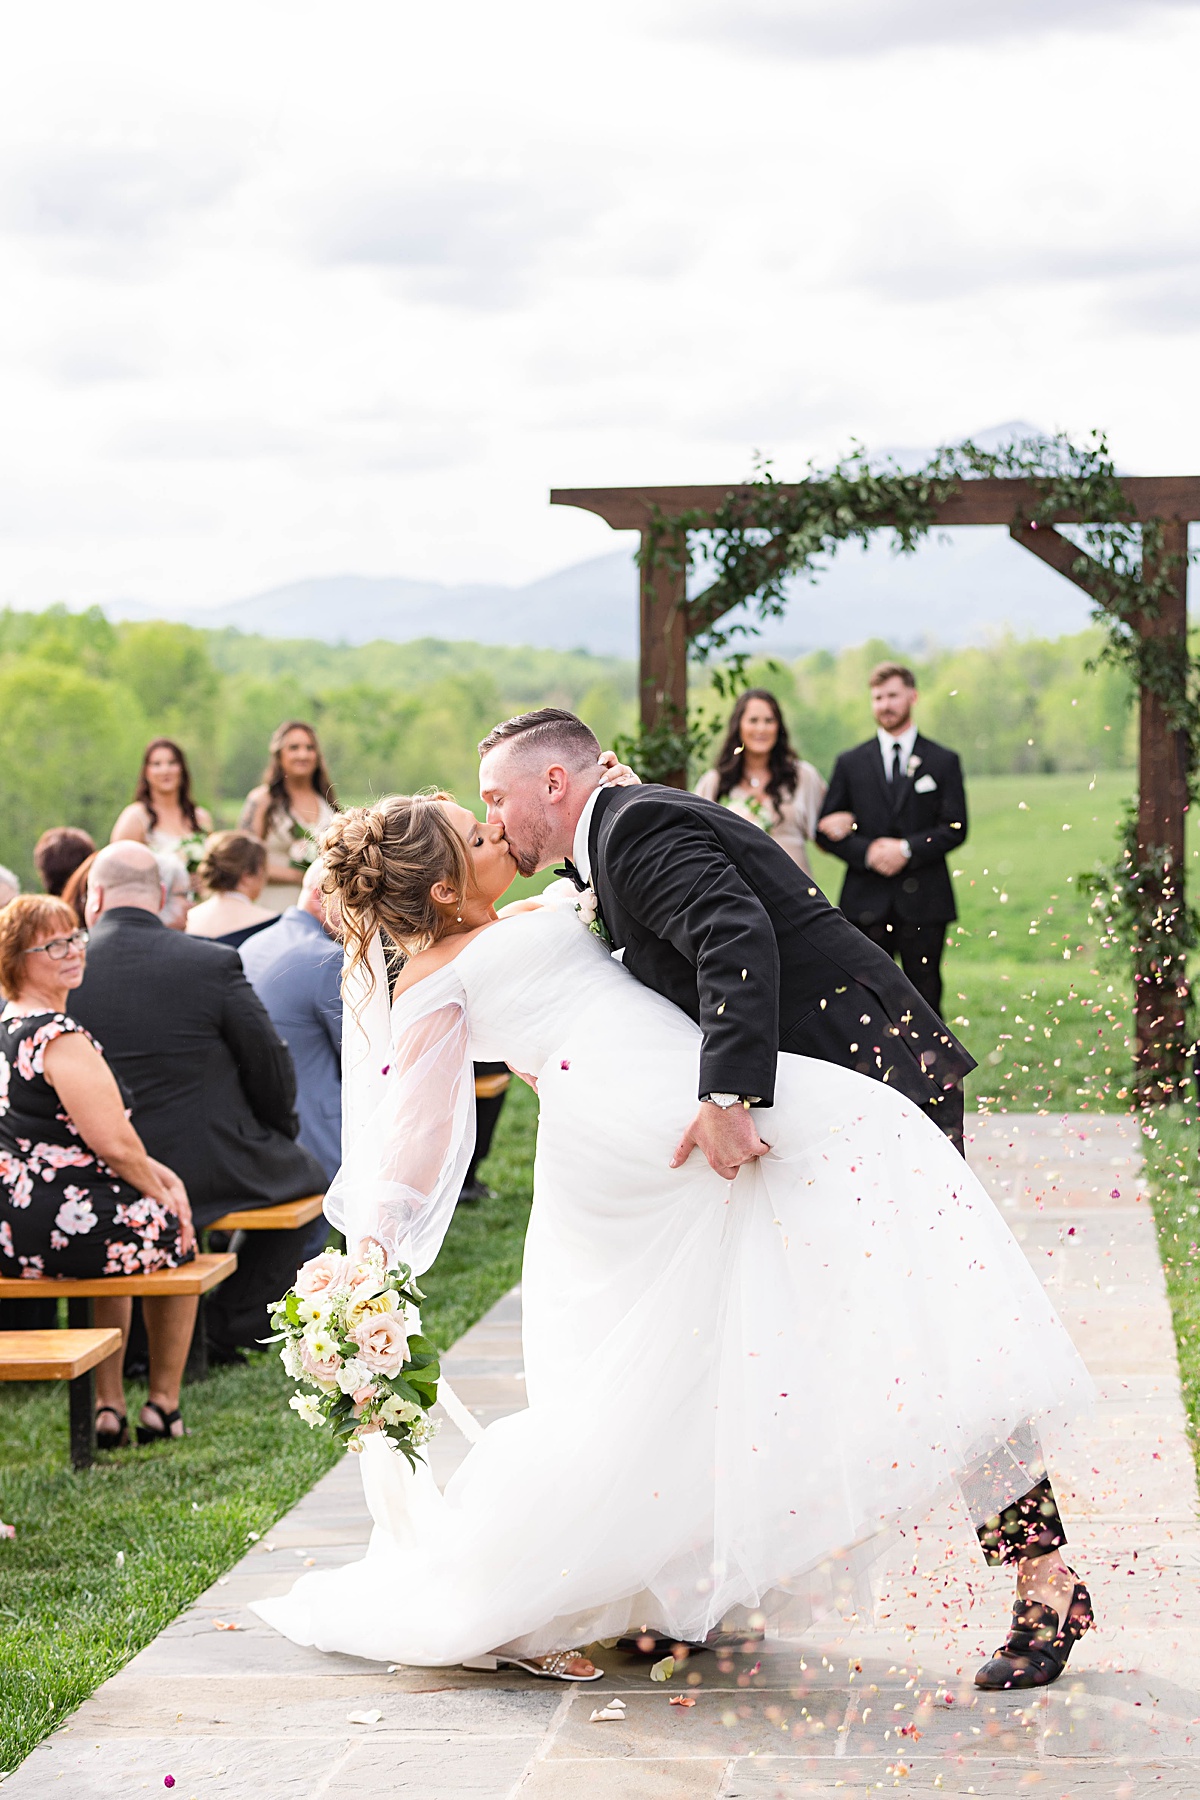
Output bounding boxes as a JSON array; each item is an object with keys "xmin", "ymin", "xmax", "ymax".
[
  {"xmin": 0, "ymin": 1252, "xmax": 237, "ymax": 1390},
  {"xmin": 208, "ymin": 1194, "xmax": 324, "ymax": 1233},
  {"xmin": 0, "ymin": 1327, "xmax": 124, "ymax": 1469}
]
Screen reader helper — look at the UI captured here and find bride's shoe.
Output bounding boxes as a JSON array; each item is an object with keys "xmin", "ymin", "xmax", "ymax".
[{"xmin": 463, "ymin": 1651, "xmax": 602, "ymax": 1682}]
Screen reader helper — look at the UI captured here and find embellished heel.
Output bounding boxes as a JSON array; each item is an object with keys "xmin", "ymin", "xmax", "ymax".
[{"xmin": 975, "ymin": 1579, "xmax": 1094, "ymax": 1690}]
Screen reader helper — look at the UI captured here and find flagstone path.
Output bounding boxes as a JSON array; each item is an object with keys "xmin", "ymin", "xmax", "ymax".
[{"xmin": 6, "ymin": 1112, "xmax": 1200, "ymax": 1799}]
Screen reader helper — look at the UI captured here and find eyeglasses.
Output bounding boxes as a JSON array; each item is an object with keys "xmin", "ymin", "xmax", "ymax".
[{"xmin": 25, "ymin": 930, "xmax": 89, "ymax": 961}]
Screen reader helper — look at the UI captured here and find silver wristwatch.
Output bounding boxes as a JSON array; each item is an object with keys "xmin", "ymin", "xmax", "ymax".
[{"xmin": 701, "ymin": 1091, "xmax": 758, "ymax": 1109}]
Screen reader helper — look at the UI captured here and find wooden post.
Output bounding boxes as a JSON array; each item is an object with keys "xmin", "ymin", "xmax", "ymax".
[
  {"xmin": 1134, "ymin": 518, "xmax": 1190, "ymax": 1101},
  {"xmin": 638, "ymin": 527, "xmax": 689, "ymax": 788}
]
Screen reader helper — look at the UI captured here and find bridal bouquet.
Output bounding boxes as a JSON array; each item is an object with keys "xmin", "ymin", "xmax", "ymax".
[
  {"xmin": 268, "ymin": 1246, "xmax": 441, "ymax": 1464},
  {"xmin": 288, "ymin": 820, "xmax": 319, "ymax": 869}
]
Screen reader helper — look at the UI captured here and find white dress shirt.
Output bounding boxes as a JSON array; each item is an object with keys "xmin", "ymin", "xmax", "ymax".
[
  {"xmin": 572, "ymin": 783, "xmax": 605, "ymax": 885},
  {"xmin": 877, "ymin": 722, "xmax": 918, "ymax": 782}
]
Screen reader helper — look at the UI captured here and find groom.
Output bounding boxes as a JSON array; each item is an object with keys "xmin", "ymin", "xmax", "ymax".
[
  {"xmin": 479, "ymin": 706, "xmax": 1083, "ymax": 1681},
  {"xmin": 479, "ymin": 706, "xmax": 975, "ymax": 1167}
]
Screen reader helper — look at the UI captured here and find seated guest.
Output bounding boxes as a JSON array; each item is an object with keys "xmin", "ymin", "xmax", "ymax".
[
  {"xmin": 72, "ymin": 843, "xmax": 326, "ymax": 1358},
  {"xmin": 33, "ymin": 827, "xmax": 95, "ymax": 897},
  {"xmin": 155, "ymin": 851, "xmax": 193, "ymax": 932},
  {"xmin": 239, "ymin": 859, "xmax": 342, "ymax": 1191},
  {"xmin": 186, "ymin": 831, "xmax": 276, "ymax": 950},
  {"xmin": 61, "ymin": 852, "xmax": 97, "ymax": 928},
  {"xmin": 0, "ymin": 864, "xmax": 19, "ymax": 909},
  {"xmin": 0, "ymin": 895, "xmax": 197, "ymax": 1446}
]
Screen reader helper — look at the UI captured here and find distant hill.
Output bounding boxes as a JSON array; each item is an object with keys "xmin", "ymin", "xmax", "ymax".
[
  {"xmin": 107, "ymin": 531, "xmax": 1099, "ymax": 658},
  {"xmin": 97, "ymin": 423, "xmax": 1163, "ymax": 656}
]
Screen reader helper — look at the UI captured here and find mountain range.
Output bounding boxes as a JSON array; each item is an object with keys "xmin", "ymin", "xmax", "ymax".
[{"xmin": 86, "ymin": 424, "xmax": 1154, "ymax": 656}]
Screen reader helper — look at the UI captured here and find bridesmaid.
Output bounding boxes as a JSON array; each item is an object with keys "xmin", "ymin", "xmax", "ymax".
[
  {"xmin": 111, "ymin": 739, "xmax": 212, "ymax": 858},
  {"xmin": 695, "ymin": 689, "xmax": 827, "ymax": 876},
  {"xmin": 239, "ymin": 721, "xmax": 338, "ymax": 916}
]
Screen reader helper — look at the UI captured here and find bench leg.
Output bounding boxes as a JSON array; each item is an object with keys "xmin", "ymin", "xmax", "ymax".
[
  {"xmin": 64, "ymin": 1296, "xmax": 95, "ymax": 1468},
  {"xmin": 68, "ymin": 1369, "xmax": 95, "ymax": 1470}
]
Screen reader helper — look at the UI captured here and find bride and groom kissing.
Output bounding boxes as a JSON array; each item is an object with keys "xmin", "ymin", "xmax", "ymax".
[{"xmin": 254, "ymin": 707, "xmax": 1094, "ymax": 1693}]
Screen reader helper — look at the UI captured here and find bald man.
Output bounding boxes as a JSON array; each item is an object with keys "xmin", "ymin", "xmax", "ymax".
[{"xmin": 72, "ymin": 843, "xmax": 326, "ymax": 1357}]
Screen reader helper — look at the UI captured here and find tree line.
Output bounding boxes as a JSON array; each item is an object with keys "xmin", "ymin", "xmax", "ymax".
[{"xmin": 0, "ymin": 605, "xmax": 1134, "ymax": 886}]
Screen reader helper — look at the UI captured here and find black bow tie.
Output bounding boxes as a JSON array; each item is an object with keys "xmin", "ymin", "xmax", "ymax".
[{"xmin": 555, "ymin": 860, "xmax": 587, "ymax": 892}]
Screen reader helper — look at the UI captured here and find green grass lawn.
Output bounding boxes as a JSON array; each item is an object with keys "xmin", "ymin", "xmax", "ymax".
[{"xmin": 6, "ymin": 766, "xmax": 1197, "ymax": 1773}]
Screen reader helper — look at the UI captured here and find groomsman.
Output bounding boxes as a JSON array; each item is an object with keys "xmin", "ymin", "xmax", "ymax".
[{"xmin": 816, "ymin": 661, "xmax": 966, "ymax": 1019}]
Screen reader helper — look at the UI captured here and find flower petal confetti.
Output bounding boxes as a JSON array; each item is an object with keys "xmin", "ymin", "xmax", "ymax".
[
  {"xmin": 590, "ymin": 1702, "xmax": 627, "ymax": 1722},
  {"xmin": 650, "ymin": 1656, "xmax": 675, "ymax": 1682},
  {"xmin": 347, "ymin": 1709, "xmax": 383, "ymax": 1725},
  {"xmin": 669, "ymin": 1694, "xmax": 697, "ymax": 1707}
]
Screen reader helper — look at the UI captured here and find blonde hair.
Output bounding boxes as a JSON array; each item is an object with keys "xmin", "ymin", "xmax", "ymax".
[
  {"xmin": 0, "ymin": 895, "xmax": 78, "ymax": 998},
  {"xmin": 320, "ymin": 793, "xmax": 469, "ymax": 991}
]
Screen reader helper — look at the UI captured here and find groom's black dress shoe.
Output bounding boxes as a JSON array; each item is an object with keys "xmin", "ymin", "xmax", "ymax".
[{"xmin": 974, "ymin": 1579, "xmax": 1094, "ymax": 1689}]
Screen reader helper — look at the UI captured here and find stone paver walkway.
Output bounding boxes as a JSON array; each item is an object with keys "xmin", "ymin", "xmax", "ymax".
[{"xmin": 7, "ymin": 1113, "xmax": 1200, "ymax": 1798}]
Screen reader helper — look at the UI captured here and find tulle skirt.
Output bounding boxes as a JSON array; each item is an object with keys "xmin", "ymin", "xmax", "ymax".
[{"xmin": 253, "ymin": 996, "xmax": 1090, "ymax": 1663}]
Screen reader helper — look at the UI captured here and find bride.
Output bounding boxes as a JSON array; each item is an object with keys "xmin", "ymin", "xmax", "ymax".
[{"xmin": 253, "ymin": 788, "xmax": 1093, "ymax": 1687}]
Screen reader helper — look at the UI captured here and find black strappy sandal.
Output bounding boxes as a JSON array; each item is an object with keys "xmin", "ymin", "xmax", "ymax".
[
  {"xmin": 136, "ymin": 1400, "xmax": 185, "ymax": 1445},
  {"xmin": 975, "ymin": 1579, "xmax": 1094, "ymax": 1690},
  {"xmin": 95, "ymin": 1405, "xmax": 129, "ymax": 1450}
]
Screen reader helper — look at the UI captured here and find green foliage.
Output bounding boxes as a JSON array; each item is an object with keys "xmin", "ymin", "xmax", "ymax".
[{"xmin": 0, "ymin": 657, "xmax": 149, "ymax": 875}]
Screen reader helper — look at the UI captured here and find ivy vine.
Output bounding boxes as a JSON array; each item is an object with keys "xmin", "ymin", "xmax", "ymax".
[{"xmin": 621, "ymin": 428, "xmax": 1197, "ymax": 1094}]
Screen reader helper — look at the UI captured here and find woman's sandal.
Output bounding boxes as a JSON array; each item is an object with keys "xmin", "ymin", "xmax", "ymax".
[
  {"xmin": 136, "ymin": 1400, "xmax": 186, "ymax": 1445},
  {"xmin": 462, "ymin": 1651, "xmax": 603, "ymax": 1682},
  {"xmin": 974, "ymin": 1579, "xmax": 1094, "ymax": 1690},
  {"xmin": 95, "ymin": 1406, "xmax": 129, "ymax": 1450}
]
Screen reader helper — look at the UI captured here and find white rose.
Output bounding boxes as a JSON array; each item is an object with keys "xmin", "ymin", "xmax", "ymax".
[
  {"xmin": 576, "ymin": 888, "xmax": 598, "ymax": 926},
  {"xmin": 289, "ymin": 1392, "xmax": 323, "ymax": 1427},
  {"xmin": 336, "ymin": 1357, "xmax": 372, "ymax": 1396}
]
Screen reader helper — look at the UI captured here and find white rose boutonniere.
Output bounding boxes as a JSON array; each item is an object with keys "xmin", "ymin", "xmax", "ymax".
[{"xmin": 906, "ymin": 754, "xmax": 922, "ymax": 780}]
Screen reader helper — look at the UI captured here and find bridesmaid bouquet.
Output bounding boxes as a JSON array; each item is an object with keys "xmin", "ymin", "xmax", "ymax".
[{"xmin": 268, "ymin": 1246, "xmax": 441, "ymax": 1464}]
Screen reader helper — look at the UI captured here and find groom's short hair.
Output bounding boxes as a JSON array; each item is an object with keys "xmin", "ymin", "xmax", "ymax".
[{"xmin": 478, "ymin": 708, "xmax": 600, "ymax": 770}]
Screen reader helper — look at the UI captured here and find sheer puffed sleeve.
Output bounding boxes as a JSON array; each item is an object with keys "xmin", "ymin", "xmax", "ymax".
[{"xmin": 325, "ymin": 966, "xmax": 475, "ymax": 1275}]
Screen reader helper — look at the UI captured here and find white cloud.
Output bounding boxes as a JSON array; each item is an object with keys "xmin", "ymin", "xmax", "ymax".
[
  {"xmin": 0, "ymin": 0, "xmax": 1196, "ymax": 611},
  {"xmin": 678, "ymin": 0, "xmax": 1200, "ymax": 57}
]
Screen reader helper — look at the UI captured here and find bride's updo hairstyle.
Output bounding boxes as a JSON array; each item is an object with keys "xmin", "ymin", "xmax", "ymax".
[{"xmin": 321, "ymin": 793, "xmax": 470, "ymax": 988}]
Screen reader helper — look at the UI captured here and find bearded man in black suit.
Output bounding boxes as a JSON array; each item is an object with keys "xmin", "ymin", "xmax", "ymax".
[
  {"xmin": 480, "ymin": 710, "xmax": 974, "ymax": 1165},
  {"xmin": 816, "ymin": 661, "xmax": 966, "ymax": 1020}
]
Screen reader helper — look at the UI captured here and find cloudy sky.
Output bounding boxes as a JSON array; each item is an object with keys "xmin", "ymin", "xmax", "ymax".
[{"xmin": 2, "ymin": 0, "xmax": 1198, "ymax": 610}]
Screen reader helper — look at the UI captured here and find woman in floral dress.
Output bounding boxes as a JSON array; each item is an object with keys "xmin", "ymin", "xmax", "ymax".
[{"xmin": 0, "ymin": 896, "xmax": 197, "ymax": 1447}]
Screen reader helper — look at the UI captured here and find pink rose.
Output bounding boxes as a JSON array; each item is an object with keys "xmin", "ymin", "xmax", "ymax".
[
  {"xmin": 298, "ymin": 1339, "xmax": 342, "ymax": 1387},
  {"xmin": 349, "ymin": 1311, "xmax": 408, "ymax": 1378},
  {"xmin": 351, "ymin": 1383, "xmax": 377, "ymax": 1407},
  {"xmin": 294, "ymin": 1250, "xmax": 346, "ymax": 1301}
]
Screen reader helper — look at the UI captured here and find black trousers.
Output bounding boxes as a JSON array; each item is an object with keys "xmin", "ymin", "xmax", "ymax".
[
  {"xmin": 463, "ymin": 1063, "xmax": 511, "ymax": 1191},
  {"xmin": 859, "ymin": 915, "xmax": 948, "ymax": 1019}
]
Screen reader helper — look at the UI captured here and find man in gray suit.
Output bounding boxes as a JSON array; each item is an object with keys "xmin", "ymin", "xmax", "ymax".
[{"xmin": 239, "ymin": 860, "xmax": 342, "ymax": 1187}]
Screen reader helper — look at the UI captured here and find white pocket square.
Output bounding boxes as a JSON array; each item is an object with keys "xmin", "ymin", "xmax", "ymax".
[{"xmin": 914, "ymin": 774, "xmax": 938, "ymax": 793}]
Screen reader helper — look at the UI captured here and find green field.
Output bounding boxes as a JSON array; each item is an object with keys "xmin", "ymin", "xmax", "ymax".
[{"xmin": 4, "ymin": 765, "xmax": 1194, "ymax": 1775}]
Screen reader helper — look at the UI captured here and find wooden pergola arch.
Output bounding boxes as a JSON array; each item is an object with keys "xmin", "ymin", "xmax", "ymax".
[{"xmin": 552, "ymin": 476, "xmax": 1199, "ymax": 1090}]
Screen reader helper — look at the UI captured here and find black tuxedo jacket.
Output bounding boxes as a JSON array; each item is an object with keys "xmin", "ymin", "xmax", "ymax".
[
  {"xmin": 588, "ymin": 785, "xmax": 974, "ymax": 1112},
  {"xmin": 815, "ymin": 734, "xmax": 966, "ymax": 926},
  {"xmin": 72, "ymin": 909, "xmax": 326, "ymax": 1226}
]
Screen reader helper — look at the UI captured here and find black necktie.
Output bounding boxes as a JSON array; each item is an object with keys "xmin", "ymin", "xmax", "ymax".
[
  {"xmin": 555, "ymin": 860, "xmax": 587, "ymax": 892},
  {"xmin": 891, "ymin": 743, "xmax": 902, "ymax": 786}
]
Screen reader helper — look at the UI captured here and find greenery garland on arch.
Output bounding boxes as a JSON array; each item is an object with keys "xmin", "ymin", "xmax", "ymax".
[{"xmin": 620, "ymin": 429, "xmax": 1198, "ymax": 1084}]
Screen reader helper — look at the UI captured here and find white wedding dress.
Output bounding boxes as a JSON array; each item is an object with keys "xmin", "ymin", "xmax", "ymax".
[{"xmin": 253, "ymin": 905, "xmax": 1090, "ymax": 1665}]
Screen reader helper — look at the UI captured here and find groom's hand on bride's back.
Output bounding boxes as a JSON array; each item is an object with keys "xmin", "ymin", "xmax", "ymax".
[{"xmin": 672, "ymin": 1103, "xmax": 770, "ymax": 1183}]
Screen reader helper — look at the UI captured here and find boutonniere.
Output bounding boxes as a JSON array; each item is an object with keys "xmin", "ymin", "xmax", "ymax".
[
  {"xmin": 905, "ymin": 754, "xmax": 922, "ymax": 779},
  {"xmin": 577, "ymin": 884, "xmax": 614, "ymax": 950}
]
